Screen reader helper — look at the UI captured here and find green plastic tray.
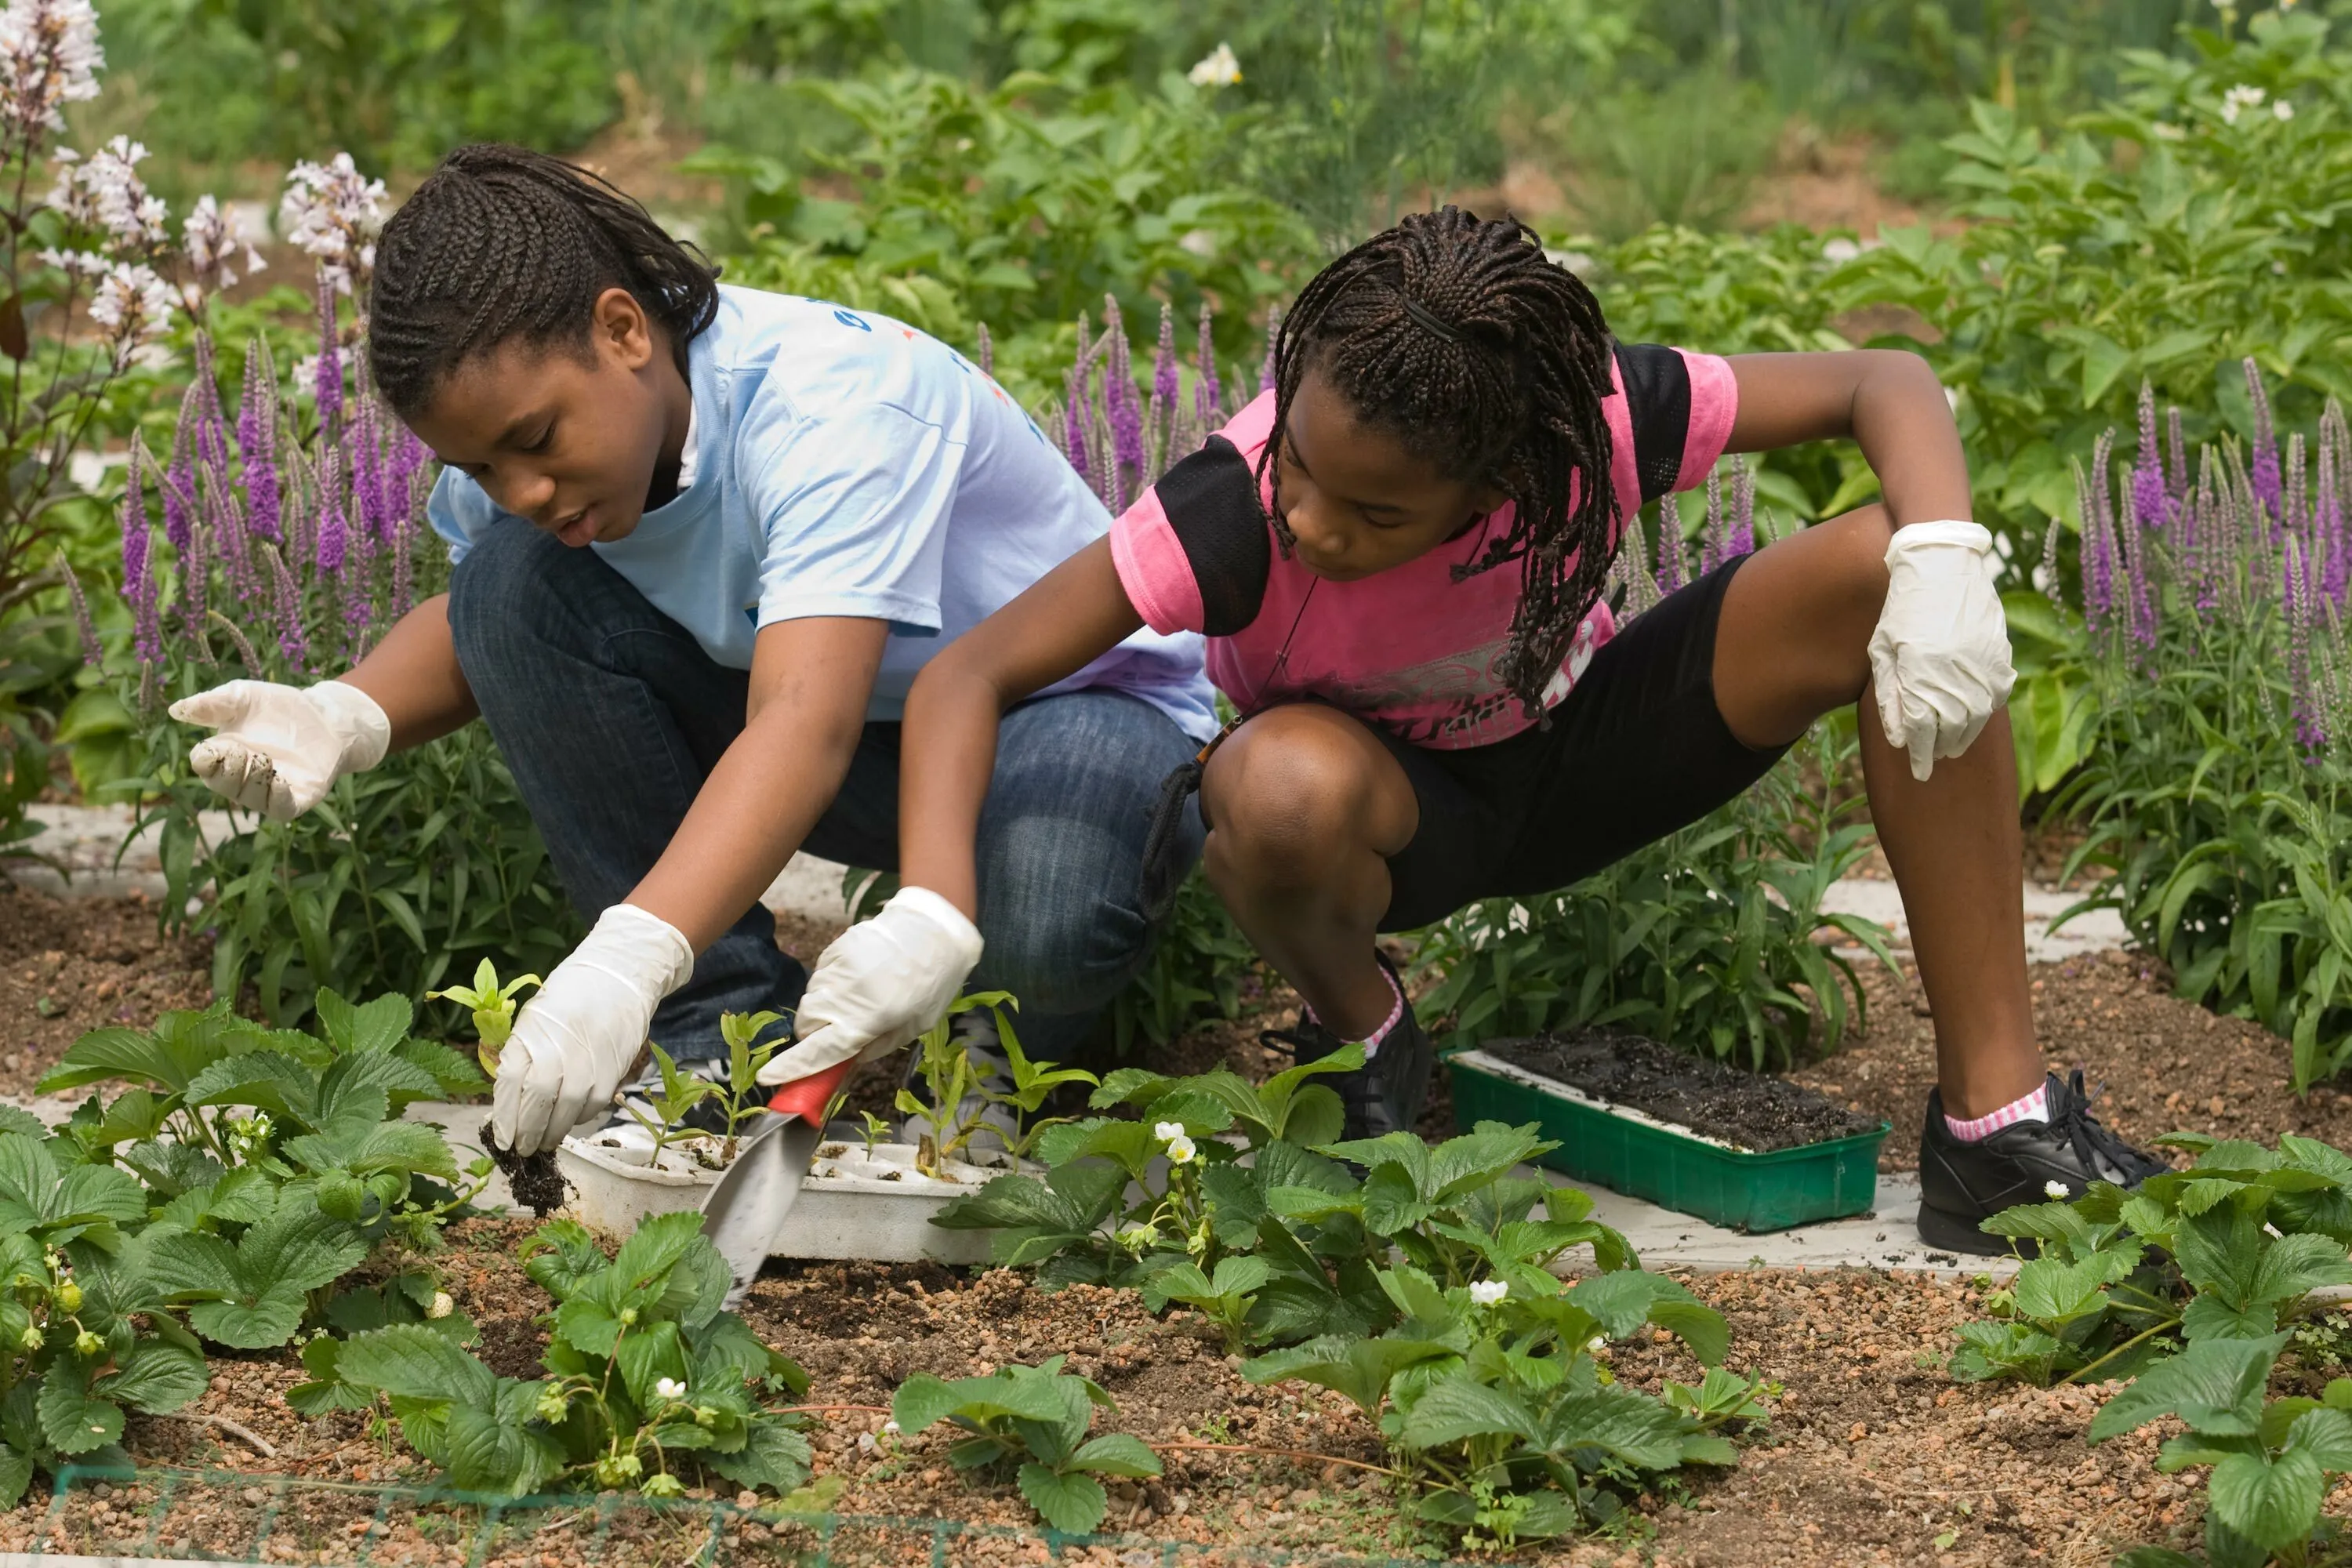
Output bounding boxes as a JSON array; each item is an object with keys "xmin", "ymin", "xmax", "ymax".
[{"xmin": 1446, "ymin": 1044, "xmax": 1889, "ymax": 1233}]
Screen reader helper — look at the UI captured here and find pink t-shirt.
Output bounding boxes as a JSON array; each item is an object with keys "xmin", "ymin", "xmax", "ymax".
[{"xmin": 1109, "ymin": 343, "xmax": 1740, "ymax": 750}]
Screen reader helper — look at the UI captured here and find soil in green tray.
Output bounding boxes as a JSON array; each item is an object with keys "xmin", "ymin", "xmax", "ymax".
[{"xmin": 1487, "ymin": 1029, "xmax": 1881, "ymax": 1152}]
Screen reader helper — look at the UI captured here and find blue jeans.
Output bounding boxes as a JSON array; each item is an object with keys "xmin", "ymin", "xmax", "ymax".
[{"xmin": 445, "ymin": 518, "xmax": 1204, "ymax": 1063}]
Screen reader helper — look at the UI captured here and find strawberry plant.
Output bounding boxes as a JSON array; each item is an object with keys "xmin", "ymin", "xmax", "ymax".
[
  {"xmin": 889, "ymin": 1358, "xmax": 1161, "ymax": 1537},
  {"xmin": 427, "ymin": 960, "xmax": 541, "ymax": 1078},
  {"xmin": 317, "ymin": 1213, "xmax": 812, "ymax": 1499},
  {"xmin": 0, "ymin": 1126, "xmax": 208, "ymax": 1505}
]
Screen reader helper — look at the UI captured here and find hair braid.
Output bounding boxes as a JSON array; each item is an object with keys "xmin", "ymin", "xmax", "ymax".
[
  {"xmin": 1258, "ymin": 207, "xmax": 1619, "ymax": 718},
  {"xmin": 368, "ymin": 143, "xmax": 720, "ymax": 421}
]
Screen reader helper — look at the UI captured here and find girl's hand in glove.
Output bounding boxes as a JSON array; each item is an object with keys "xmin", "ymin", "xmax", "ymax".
[
  {"xmin": 491, "ymin": 903, "xmax": 696, "ymax": 1156},
  {"xmin": 1867, "ymin": 521, "xmax": 2017, "ymax": 782},
  {"xmin": 757, "ymin": 887, "xmax": 982, "ymax": 1088},
  {"xmin": 169, "ymin": 679, "xmax": 391, "ymax": 821}
]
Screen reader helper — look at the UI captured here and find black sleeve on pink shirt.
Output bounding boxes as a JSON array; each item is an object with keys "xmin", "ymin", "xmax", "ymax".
[
  {"xmin": 1613, "ymin": 343, "xmax": 1694, "ymax": 505},
  {"xmin": 1154, "ymin": 434, "xmax": 1272, "ymax": 637}
]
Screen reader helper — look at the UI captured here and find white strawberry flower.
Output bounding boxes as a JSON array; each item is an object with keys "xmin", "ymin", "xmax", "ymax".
[
  {"xmin": 1186, "ymin": 42, "xmax": 1240, "ymax": 88},
  {"xmin": 1164, "ymin": 1133, "xmax": 1197, "ymax": 1166},
  {"xmin": 1153, "ymin": 1121, "xmax": 1186, "ymax": 1142},
  {"xmin": 2045, "ymin": 1179, "xmax": 2071, "ymax": 1201},
  {"xmin": 1468, "ymin": 1280, "xmax": 1508, "ymax": 1307},
  {"xmin": 1587, "ymin": 1335, "xmax": 1608, "ymax": 1354},
  {"xmin": 654, "ymin": 1377, "xmax": 687, "ymax": 1400}
]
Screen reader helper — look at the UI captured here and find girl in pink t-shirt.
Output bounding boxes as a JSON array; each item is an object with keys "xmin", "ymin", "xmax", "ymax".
[{"xmin": 768, "ymin": 208, "xmax": 2162, "ymax": 1255}]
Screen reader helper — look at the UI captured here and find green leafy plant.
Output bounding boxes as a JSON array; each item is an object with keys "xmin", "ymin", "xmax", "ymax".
[
  {"xmin": 1243, "ymin": 1249, "xmax": 1763, "ymax": 1544},
  {"xmin": 890, "ymin": 1357, "xmax": 1161, "ymax": 1535},
  {"xmin": 36, "ymin": 989, "xmax": 489, "ymax": 1345},
  {"xmin": 316, "ymin": 1213, "xmax": 814, "ymax": 1499},
  {"xmin": 79, "ymin": 320, "xmax": 584, "ymax": 1032},
  {"xmin": 2049, "ymin": 376, "xmax": 2352, "ymax": 1091},
  {"xmin": 2097, "ymin": 1334, "xmax": 2352, "ymax": 1568},
  {"xmin": 897, "ymin": 993, "xmax": 1098, "ymax": 1175},
  {"xmin": 0, "ymin": 1126, "xmax": 208, "ymax": 1505},
  {"xmin": 1951, "ymin": 1132, "xmax": 2352, "ymax": 1390},
  {"xmin": 426, "ymin": 959, "xmax": 541, "ymax": 1079}
]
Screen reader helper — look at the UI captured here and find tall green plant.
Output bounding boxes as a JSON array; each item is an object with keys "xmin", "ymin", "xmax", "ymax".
[{"xmin": 71, "ymin": 309, "xmax": 583, "ymax": 1029}]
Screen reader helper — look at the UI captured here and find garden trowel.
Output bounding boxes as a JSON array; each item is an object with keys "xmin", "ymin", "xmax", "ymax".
[{"xmin": 702, "ymin": 1057, "xmax": 855, "ymax": 1308}]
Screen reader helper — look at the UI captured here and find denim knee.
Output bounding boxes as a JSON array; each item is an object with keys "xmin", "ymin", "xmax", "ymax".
[
  {"xmin": 445, "ymin": 520, "xmax": 601, "ymax": 686},
  {"xmin": 972, "ymin": 815, "xmax": 1152, "ymax": 1017}
]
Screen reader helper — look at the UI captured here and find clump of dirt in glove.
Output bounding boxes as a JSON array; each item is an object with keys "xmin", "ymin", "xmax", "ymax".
[
  {"xmin": 1487, "ymin": 1029, "xmax": 1882, "ymax": 1152},
  {"xmin": 480, "ymin": 1119, "xmax": 568, "ymax": 1216}
]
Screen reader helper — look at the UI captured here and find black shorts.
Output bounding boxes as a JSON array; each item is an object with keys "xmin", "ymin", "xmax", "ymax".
[{"xmin": 1373, "ymin": 557, "xmax": 1785, "ymax": 931}]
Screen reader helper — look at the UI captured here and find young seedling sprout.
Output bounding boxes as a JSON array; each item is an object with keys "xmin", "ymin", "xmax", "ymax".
[
  {"xmin": 428, "ymin": 958, "xmax": 543, "ymax": 1078},
  {"xmin": 895, "ymin": 993, "xmax": 1097, "ymax": 1178}
]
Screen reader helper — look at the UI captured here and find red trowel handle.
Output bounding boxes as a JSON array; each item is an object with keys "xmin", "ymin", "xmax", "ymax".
[{"xmin": 765, "ymin": 1058, "xmax": 854, "ymax": 1124}]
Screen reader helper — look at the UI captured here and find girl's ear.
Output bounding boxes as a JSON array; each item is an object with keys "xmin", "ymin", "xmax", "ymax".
[{"xmin": 590, "ymin": 286, "xmax": 655, "ymax": 372}]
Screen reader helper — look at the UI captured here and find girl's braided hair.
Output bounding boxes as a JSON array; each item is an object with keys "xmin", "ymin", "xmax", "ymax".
[
  {"xmin": 368, "ymin": 143, "xmax": 720, "ymax": 421},
  {"xmin": 1260, "ymin": 206, "xmax": 1619, "ymax": 718}
]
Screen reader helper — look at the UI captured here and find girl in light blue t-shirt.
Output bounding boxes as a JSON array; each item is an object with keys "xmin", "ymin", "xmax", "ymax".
[{"xmin": 164, "ymin": 143, "xmax": 1216, "ymax": 1162}]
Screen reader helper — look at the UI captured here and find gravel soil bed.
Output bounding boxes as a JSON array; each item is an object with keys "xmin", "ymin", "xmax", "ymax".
[
  {"xmin": 0, "ymin": 886, "xmax": 211, "ymax": 1096},
  {"xmin": 1787, "ymin": 949, "xmax": 2352, "ymax": 1173},
  {"xmin": 0, "ymin": 1221, "xmax": 2312, "ymax": 1566}
]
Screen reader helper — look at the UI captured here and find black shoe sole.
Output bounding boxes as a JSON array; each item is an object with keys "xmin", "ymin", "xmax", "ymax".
[{"xmin": 1916, "ymin": 1202, "xmax": 2027, "ymax": 1258}]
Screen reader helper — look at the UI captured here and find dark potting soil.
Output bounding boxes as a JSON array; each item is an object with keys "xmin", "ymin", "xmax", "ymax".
[
  {"xmin": 479, "ymin": 1118, "xmax": 568, "ymax": 1216},
  {"xmin": 1487, "ymin": 1029, "xmax": 1882, "ymax": 1152}
]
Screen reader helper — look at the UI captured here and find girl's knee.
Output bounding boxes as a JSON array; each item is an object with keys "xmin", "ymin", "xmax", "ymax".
[{"xmin": 1201, "ymin": 711, "xmax": 1400, "ymax": 886}]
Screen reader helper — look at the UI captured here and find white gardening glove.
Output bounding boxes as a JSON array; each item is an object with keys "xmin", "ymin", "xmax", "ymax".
[
  {"xmin": 1867, "ymin": 521, "xmax": 2017, "ymax": 783},
  {"xmin": 757, "ymin": 887, "xmax": 983, "ymax": 1088},
  {"xmin": 491, "ymin": 903, "xmax": 696, "ymax": 1156},
  {"xmin": 169, "ymin": 679, "xmax": 391, "ymax": 822}
]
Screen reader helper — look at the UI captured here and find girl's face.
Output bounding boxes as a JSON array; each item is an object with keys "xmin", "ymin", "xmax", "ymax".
[
  {"xmin": 1273, "ymin": 364, "xmax": 1508, "ymax": 583},
  {"xmin": 407, "ymin": 288, "xmax": 689, "ymax": 549}
]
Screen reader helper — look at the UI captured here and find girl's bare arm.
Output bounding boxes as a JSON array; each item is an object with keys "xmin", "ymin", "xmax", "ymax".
[
  {"xmin": 898, "ymin": 536, "xmax": 1146, "ymax": 917},
  {"xmin": 1725, "ymin": 350, "xmax": 1973, "ymax": 526}
]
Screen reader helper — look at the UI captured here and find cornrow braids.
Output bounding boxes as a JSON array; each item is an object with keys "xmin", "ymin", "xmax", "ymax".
[
  {"xmin": 368, "ymin": 143, "xmax": 720, "ymax": 421},
  {"xmin": 1258, "ymin": 206, "xmax": 1620, "ymax": 720}
]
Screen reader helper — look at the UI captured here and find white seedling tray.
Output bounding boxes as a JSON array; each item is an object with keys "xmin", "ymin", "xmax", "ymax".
[{"xmin": 555, "ymin": 1126, "xmax": 1024, "ymax": 1265}]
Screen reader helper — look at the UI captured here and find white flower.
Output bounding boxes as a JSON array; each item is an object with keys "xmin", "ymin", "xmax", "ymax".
[
  {"xmin": 2045, "ymin": 1179, "xmax": 2071, "ymax": 1201},
  {"xmin": 426, "ymin": 1291, "xmax": 454, "ymax": 1320},
  {"xmin": 1820, "ymin": 237, "xmax": 1862, "ymax": 264},
  {"xmin": 1186, "ymin": 42, "xmax": 1241, "ymax": 88},
  {"xmin": 881, "ymin": 1418, "xmax": 899, "ymax": 1436},
  {"xmin": 1586, "ymin": 1335, "xmax": 1608, "ymax": 1354},
  {"xmin": 2221, "ymin": 85, "xmax": 2267, "ymax": 126},
  {"xmin": 1164, "ymin": 1134, "xmax": 1197, "ymax": 1166},
  {"xmin": 49, "ymin": 136, "xmax": 167, "ymax": 253},
  {"xmin": 35, "ymin": 245, "xmax": 104, "ymax": 277},
  {"xmin": 280, "ymin": 152, "xmax": 387, "ymax": 293},
  {"xmin": 183, "ymin": 193, "xmax": 267, "ymax": 299},
  {"xmin": 1153, "ymin": 1121, "xmax": 1186, "ymax": 1142},
  {"xmin": 2151, "ymin": 121, "xmax": 2187, "ymax": 141},
  {"xmin": 2274, "ymin": 99, "xmax": 2295, "ymax": 122},
  {"xmin": 1468, "ymin": 1280, "xmax": 1508, "ymax": 1307},
  {"xmin": 0, "ymin": 0, "xmax": 102, "ymax": 140},
  {"xmin": 654, "ymin": 1377, "xmax": 687, "ymax": 1400}
]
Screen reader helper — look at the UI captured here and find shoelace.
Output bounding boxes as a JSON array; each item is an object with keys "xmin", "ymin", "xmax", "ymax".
[{"xmin": 2047, "ymin": 1068, "xmax": 2169, "ymax": 1185}]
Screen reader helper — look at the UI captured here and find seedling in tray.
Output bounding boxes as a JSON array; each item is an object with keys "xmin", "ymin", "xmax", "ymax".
[{"xmin": 896, "ymin": 993, "xmax": 1096, "ymax": 1177}]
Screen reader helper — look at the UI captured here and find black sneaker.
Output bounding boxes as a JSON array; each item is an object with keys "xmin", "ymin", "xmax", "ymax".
[
  {"xmin": 1917, "ymin": 1069, "xmax": 2169, "ymax": 1255},
  {"xmin": 1260, "ymin": 953, "xmax": 1434, "ymax": 1141}
]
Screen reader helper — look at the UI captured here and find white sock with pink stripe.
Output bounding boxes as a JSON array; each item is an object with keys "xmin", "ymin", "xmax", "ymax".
[
  {"xmin": 1302, "ymin": 961, "xmax": 1407, "ymax": 1062},
  {"xmin": 1943, "ymin": 1079, "xmax": 2051, "ymax": 1142}
]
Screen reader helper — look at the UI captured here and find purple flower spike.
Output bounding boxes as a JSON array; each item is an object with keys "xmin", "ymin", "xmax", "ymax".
[
  {"xmin": 1728, "ymin": 458, "xmax": 1755, "ymax": 559},
  {"xmin": 2166, "ymin": 406, "xmax": 2189, "ymax": 506},
  {"xmin": 2078, "ymin": 433, "xmax": 2118, "ymax": 635},
  {"xmin": 1152, "ymin": 303, "xmax": 1178, "ymax": 424},
  {"xmin": 1194, "ymin": 307, "xmax": 1219, "ymax": 430},
  {"xmin": 265, "ymin": 545, "xmax": 307, "ymax": 674},
  {"xmin": 1063, "ymin": 365, "xmax": 1091, "ymax": 489},
  {"xmin": 314, "ymin": 267, "xmax": 344, "ymax": 433},
  {"xmin": 2248, "ymin": 359, "xmax": 2281, "ymax": 524},
  {"xmin": 1654, "ymin": 505, "xmax": 1686, "ymax": 597},
  {"xmin": 342, "ymin": 495, "xmax": 374, "ymax": 650},
  {"xmin": 59, "ymin": 554, "xmax": 100, "ymax": 667},
  {"xmin": 163, "ymin": 381, "xmax": 200, "ymax": 555},
  {"xmin": 354, "ymin": 392, "xmax": 389, "ymax": 543},
  {"xmin": 238, "ymin": 338, "xmax": 282, "ymax": 545},
  {"xmin": 2129, "ymin": 381, "xmax": 2166, "ymax": 534},
  {"xmin": 314, "ymin": 477, "xmax": 347, "ymax": 577},
  {"xmin": 1700, "ymin": 470, "xmax": 1726, "ymax": 575},
  {"xmin": 2287, "ymin": 537, "xmax": 2324, "ymax": 759},
  {"xmin": 391, "ymin": 499, "xmax": 416, "ymax": 619}
]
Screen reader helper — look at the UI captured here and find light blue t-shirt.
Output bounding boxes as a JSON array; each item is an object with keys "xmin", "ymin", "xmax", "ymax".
[{"xmin": 428, "ymin": 284, "xmax": 1217, "ymax": 739}]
